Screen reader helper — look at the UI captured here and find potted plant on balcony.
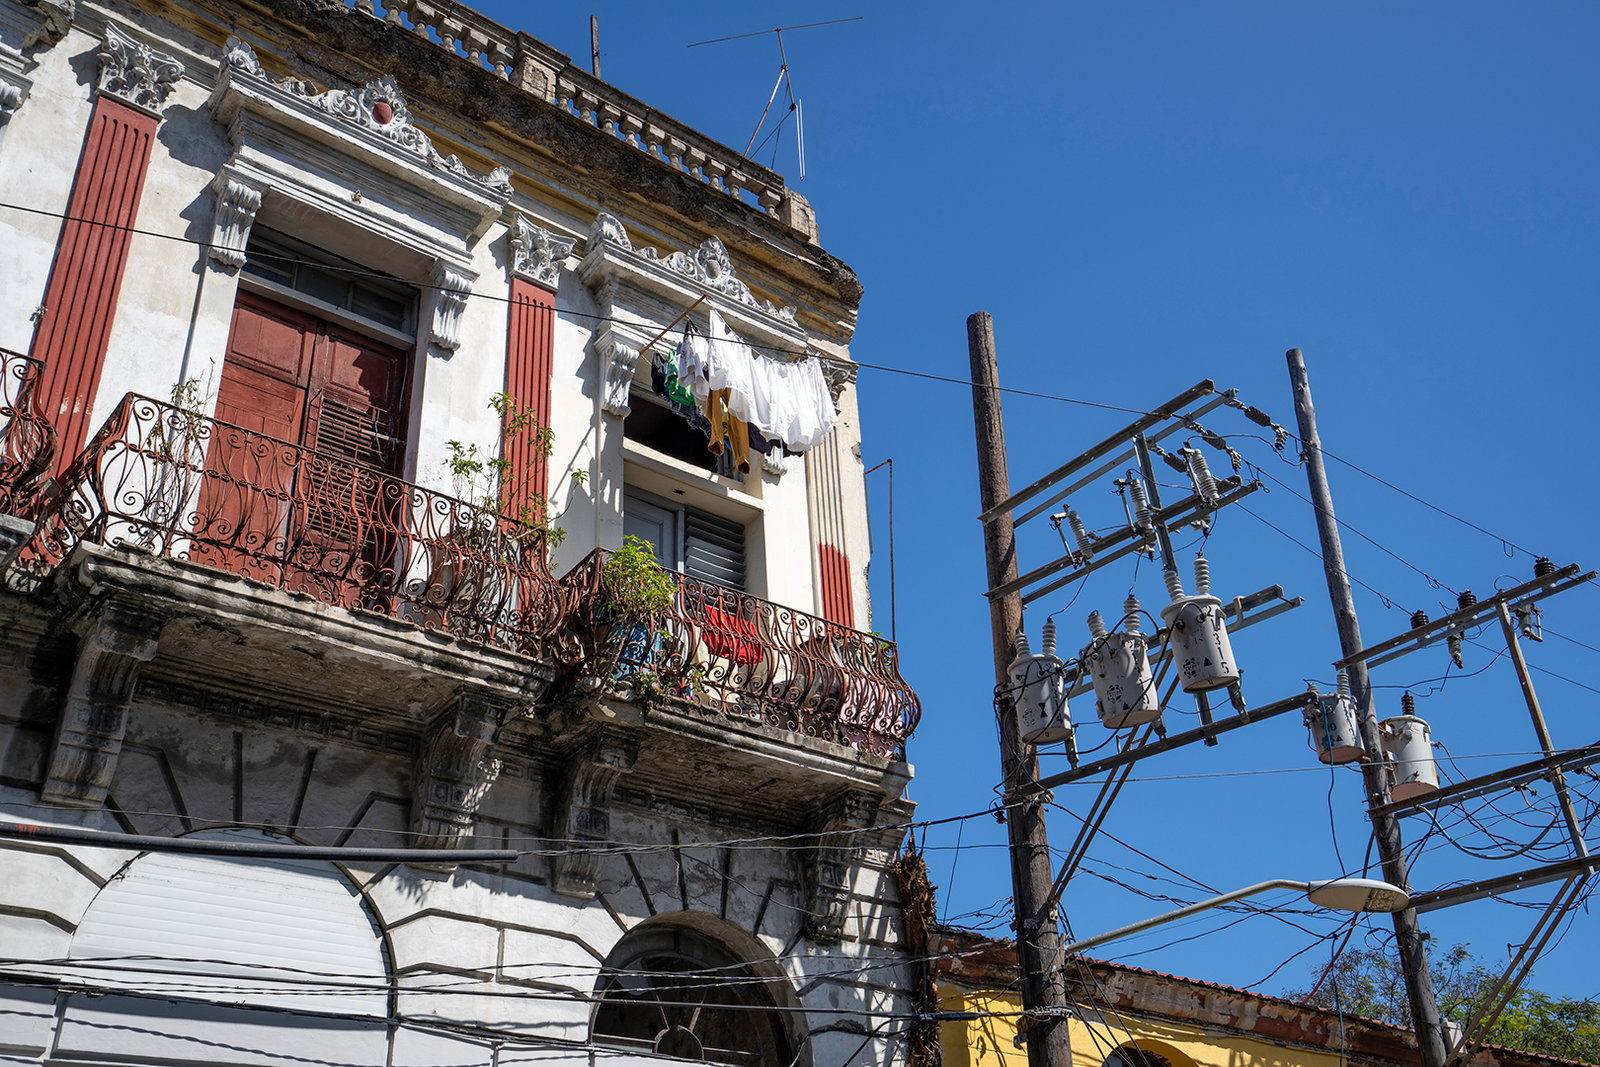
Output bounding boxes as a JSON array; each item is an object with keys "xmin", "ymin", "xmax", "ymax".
[{"xmin": 584, "ymin": 534, "xmax": 681, "ymax": 697}]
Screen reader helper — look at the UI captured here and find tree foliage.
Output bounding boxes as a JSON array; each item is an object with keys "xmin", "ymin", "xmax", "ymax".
[{"xmin": 1286, "ymin": 943, "xmax": 1600, "ymax": 1063}]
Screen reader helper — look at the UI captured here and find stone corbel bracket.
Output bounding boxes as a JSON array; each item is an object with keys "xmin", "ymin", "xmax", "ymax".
[
  {"xmin": 428, "ymin": 261, "xmax": 475, "ymax": 352},
  {"xmin": 509, "ymin": 213, "xmax": 575, "ymax": 291},
  {"xmin": 550, "ymin": 728, "xmax": 640, "ymax": 898},
  {"xmin": 577, "ymin": 211, "xmax": 809, "ymax": 420},
  {"xmin": 410, "ymin": 689, "xmax": 525, "ymax": 858},
  {"xmin": 97, "ymin": 23, "xmax": 185, "ymax": 118},
  {"xmin": 803, "ymin": 789, "xmax": 881, "ymax": 944},
  {"xmin": 208, "ymin": 167, "xmax": 266, "ymax": 271},
  {"xmin": 821, "ymin": 357, "xmax": 858, "ymax": 406},
  {"xmin": 41, "ymin": 602, "xmax": 170, "ymax": 809}
]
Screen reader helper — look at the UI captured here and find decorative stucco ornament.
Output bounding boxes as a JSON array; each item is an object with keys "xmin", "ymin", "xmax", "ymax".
[
  {"xmin": 586, "ymin": 210, "xmax": 632, "ymax": 253},
  {"xmin": 219, "ymin": 39, "xmax": 513, "ymax": 198},
  {"xmin": 509, "ymin": 214, "xmax": 575, "ymax": 288},
  {"xmin": 429, "ymin": 262, "xmax": 473, "ymax": 352},
  {"xmin": 97, "ymin": 23, "xmax": 184, "ymax": 116},
  {"xmin": 642, "ymin": 235, "xmax": 797, "ymax": 324},
  {"xmin": 821, "ymin": 356, "xmax": 857, "ymax": 406}
]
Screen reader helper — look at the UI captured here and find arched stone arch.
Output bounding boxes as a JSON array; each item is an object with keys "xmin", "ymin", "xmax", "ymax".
[{"xmin": 590, "ymin": 909, "xmax": 812, "ymax": 1067}]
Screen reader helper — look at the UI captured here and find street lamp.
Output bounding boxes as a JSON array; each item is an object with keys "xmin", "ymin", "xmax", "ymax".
[{"xmin": 1061, "ymin": 877, "xmax": 1408, "ymax": 957}]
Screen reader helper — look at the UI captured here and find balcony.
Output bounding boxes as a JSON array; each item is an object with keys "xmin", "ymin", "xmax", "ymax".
[
  {"xmin": 0, "ymin": 348, "xmax": 56, "ymax": 520},
  {"xmin": 559, "ymin": 549, "xmax": 921, "ymax": 760},
  {"xmin": 18, "ymin": 392, "xmax": 563, "ymax": 657},
  {"xmin": 7, "ymin": 392, "xmax": 920, "ymax": 764}
]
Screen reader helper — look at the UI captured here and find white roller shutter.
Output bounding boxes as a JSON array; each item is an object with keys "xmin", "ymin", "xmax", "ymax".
[{"xmin": 69, "ymin": 829, "xmax": 389, "ymax": 1017}]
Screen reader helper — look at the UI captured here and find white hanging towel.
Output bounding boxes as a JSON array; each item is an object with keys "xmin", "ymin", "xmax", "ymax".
[{"xmin": 690, "ymin": 308, "xmax": 836, "ymax": 451}]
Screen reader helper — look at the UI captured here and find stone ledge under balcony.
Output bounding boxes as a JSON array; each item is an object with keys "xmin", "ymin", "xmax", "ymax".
[
  {"xmin": 550, "ymin": 693, "xmax": 913, "ymax": 827},
  {"xmin": 46, "ymin": 543, "xmax": 552, "ymax": 733}
]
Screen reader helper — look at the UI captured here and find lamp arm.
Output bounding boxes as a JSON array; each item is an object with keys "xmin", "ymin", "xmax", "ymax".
[{"xmin": 1060, "ymin": 879, "xmax": 1311, "ymax": 957}]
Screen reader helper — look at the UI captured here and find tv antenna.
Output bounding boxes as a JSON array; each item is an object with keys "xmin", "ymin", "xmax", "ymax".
[{"xmin": 687, "ymin": 17, "xmax": 863, "ymax": 180}]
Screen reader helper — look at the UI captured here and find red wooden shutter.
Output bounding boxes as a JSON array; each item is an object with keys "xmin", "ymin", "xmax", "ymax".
[
  {"xmin": 31, "ymin": 97, "xmax": 159, "ymax": 471},
  {"xmin": 819, "ymin": 543, "xmax": 855, "ymax": 628},
  {"xmin": 503, "ymin": 277, "xmax": 556, "ymax": 524}
]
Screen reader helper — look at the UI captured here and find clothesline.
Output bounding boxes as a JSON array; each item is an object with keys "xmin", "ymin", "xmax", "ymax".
[{"xmin": 648, "ymin": 304, "xmax": 838, "ymax": 471}]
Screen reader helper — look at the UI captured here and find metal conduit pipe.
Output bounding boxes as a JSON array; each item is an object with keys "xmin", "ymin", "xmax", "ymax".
[{"xmin": 0, "ymin": 820, "xmax": 520, "ymax": 863}]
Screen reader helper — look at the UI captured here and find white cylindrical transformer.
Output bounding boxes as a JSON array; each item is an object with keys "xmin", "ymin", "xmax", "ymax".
[
  {"xmin": 1007, "ymin": 649, "xmax": 1073, "ymax": 746},
  {"xmin": 1160, "ymin": 593, "xmax": 1240, "ymax": 693},
  {"xmin": 1306, "ymin": 693, "xmax": 1364, "ymax": 765},
  {"xmin": 1380, "ymin": 715, "xmax": 1439, "ymax": 801},
  {"xmin": 1083, "ymin": 614, "xmax": 1161, "ymax": 729}
]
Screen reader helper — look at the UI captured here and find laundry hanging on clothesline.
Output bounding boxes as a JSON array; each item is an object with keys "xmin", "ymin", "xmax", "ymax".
[{"xmin": 678, "ymin": 308, "xmax": 837, "ymax": 453}]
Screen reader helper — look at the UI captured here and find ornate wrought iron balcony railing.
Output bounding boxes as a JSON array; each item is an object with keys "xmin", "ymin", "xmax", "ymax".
[
  {"xmin": 24, "ymin": 393, "xmax": 563, "ymax": 655},
  {"xmin": 559, "ymin": 549, "xmax": 922, "ymax": 760},
  {"xmin": 0, "ymin": 347, "xmax": 56, "ymax": 517}
]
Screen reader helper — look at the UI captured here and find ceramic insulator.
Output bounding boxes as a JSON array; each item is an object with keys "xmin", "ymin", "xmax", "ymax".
[
  {"xmin": 1013, "ymin": 628, "xmax": 1031, "ymax": 658},
  {"xmin": 1164, "ymin": 568, "xmax": 1186, "ymax": 603},
  {"xmin": 1129, "ymin": 480, "xmax": 1152, "ymax": 529},
  {"xmin": 1042, "ymin": 618, "xmax": 1058, "ymax": 658},
  {"xmin": 1336, "ymin": 668, "xmax": 1351, "ymax": 699},
  {"xmin": 1193, "ymin": 555, "xmax": 1212, "ymax": 596},
  {"xmin": 1188, "ymin": 450, "xmax": 1218, "ymax": 502},
  {"xmin": 1087, "ymin": 611, "xmax": 1109, "ymax": 640},
  {"xmin": 1123, "ymin": 595, "xmax": 1143, "ymax": 637},
  {"xmin": 1068, "ymin": 509, "xmax": 1093, "ymax": 558}
]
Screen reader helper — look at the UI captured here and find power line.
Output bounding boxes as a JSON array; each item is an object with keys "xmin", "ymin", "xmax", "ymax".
[{"xmin": 0, "ymin": 199, "xmax": 1154, "ymax": 413}]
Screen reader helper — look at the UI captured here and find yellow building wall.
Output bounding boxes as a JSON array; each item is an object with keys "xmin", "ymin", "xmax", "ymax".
[{"xmin": 936, "ymin": 984, "xmax": 1350, "ymax": 1067}]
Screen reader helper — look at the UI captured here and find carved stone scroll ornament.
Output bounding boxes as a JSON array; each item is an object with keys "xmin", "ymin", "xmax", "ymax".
[
  {"xmin": 509, "ymin": 214, "xmax": 575, "ymax": 289},
  {"xmin": 600, "ymin": 339, "xmax": 641, "ymax": 418},
  {"xmin": 208, "ymin": 173, "xmax": 265, "ymax": 271},
  {"xmin": 41, "ymin": 604, "xmax": 168, "ymax": 809},
  {"xmin": 586, "ymin": 210, "xmax": 632, "ymax": 254},
  {"xmin": 97, "ymin": 24, "xmax": 184, "ymax": 118},
  {"xmin": 821, "ymin": 356, "xmax": 857, "ymax": 407},
  {"xmin": 803, "ymin": 790, "xmax": 880, "ymax": 944},
  {"xmin": 429, "ymin": 262, "xmax": 473, "ymax": 352},
  {"xmin": 411, "ymin": 690, "xmax": 518, "ymax": 854},
  {"xmin": 0, "ymin": 74, "xmax": 28, "ymax": 125},
  {"xmin": 551, "ymin": 730, "xmax": 639, "ymax": 898}
]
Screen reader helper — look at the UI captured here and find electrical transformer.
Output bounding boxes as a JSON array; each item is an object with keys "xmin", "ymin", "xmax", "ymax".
[
  {"xmin": 1007, "ymin": 621, "xmax": 1073, "ymax": 747},
  {"xmin": 1083, "ymin": 599, "xmax": 1161, "ymax": 729},
  {"xmin": 1306, "ymin": 670, "xmax": 1364, "ymax": 765},
  {"xmin": 1159, "ymin": 555, "xmax": 1240, "ymax": 694},
  {"xmin": 1380, "ymin": 693, "xmax": 1438, "ymax": 801}
]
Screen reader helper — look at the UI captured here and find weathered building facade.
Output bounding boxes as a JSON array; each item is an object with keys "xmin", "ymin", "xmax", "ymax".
[
  {"xmin": 0, "ymin": 1, "xmax": 919, "ymax": 1063},
  {"xmin": 933, "ymin": 928, "xmax": 1579, "ymax": 1067}
]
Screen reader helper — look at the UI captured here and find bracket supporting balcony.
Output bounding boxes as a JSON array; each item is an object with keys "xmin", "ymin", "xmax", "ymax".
[
  {"xmin": 411, "ymin": 689, "xmax": 523, "ymax": 860},
  {"xmin": 41, "ymin": 602, "xmax": 168, "ymax": 809},
  {"xmin": 551, "ymin": 727, "xmax": 639, "ymax": 898},
  {"xmin": 803, "ymin": 789, "xmax": 881, "ymax": 944}
]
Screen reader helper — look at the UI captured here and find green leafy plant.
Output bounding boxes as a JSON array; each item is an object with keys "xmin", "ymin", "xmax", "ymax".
[
  {"xmin": 602, "ymin": 535, "xmax": 678, "ymax": 616},
  {"xmin": 445, "ymin": 392, "xmax": 566, "ymax": 548}
]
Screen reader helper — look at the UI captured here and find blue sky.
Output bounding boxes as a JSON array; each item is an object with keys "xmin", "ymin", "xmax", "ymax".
[{"xmin": 479, "ymin": 2, "xmax": 1600, "ymax": 1004}]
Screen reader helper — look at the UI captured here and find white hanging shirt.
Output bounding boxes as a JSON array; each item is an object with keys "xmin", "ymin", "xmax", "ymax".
[{"xmin": 688, "ymin": 308, "xmax": 836, "ymax": 451}]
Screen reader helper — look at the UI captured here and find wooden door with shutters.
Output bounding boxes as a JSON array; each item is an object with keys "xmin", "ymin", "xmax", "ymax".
[{"xmin": 195, "ymin": 290, "xmax": 409, "ymax": 604}]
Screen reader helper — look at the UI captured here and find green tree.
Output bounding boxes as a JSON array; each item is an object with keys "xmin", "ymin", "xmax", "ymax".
[{"xmin": 1286, "ymin": 943, "xmax": 1600, "ymax": 1063}]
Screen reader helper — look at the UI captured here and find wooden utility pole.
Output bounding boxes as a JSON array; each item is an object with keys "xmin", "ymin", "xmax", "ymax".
[
  {"xmin": 1287, "ymin": 348, "xmax": 1449, "ymax": 1067},
  {"xmin": 969, "ymin": 312, "xmax": 1073, "ymax": 1067}
]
